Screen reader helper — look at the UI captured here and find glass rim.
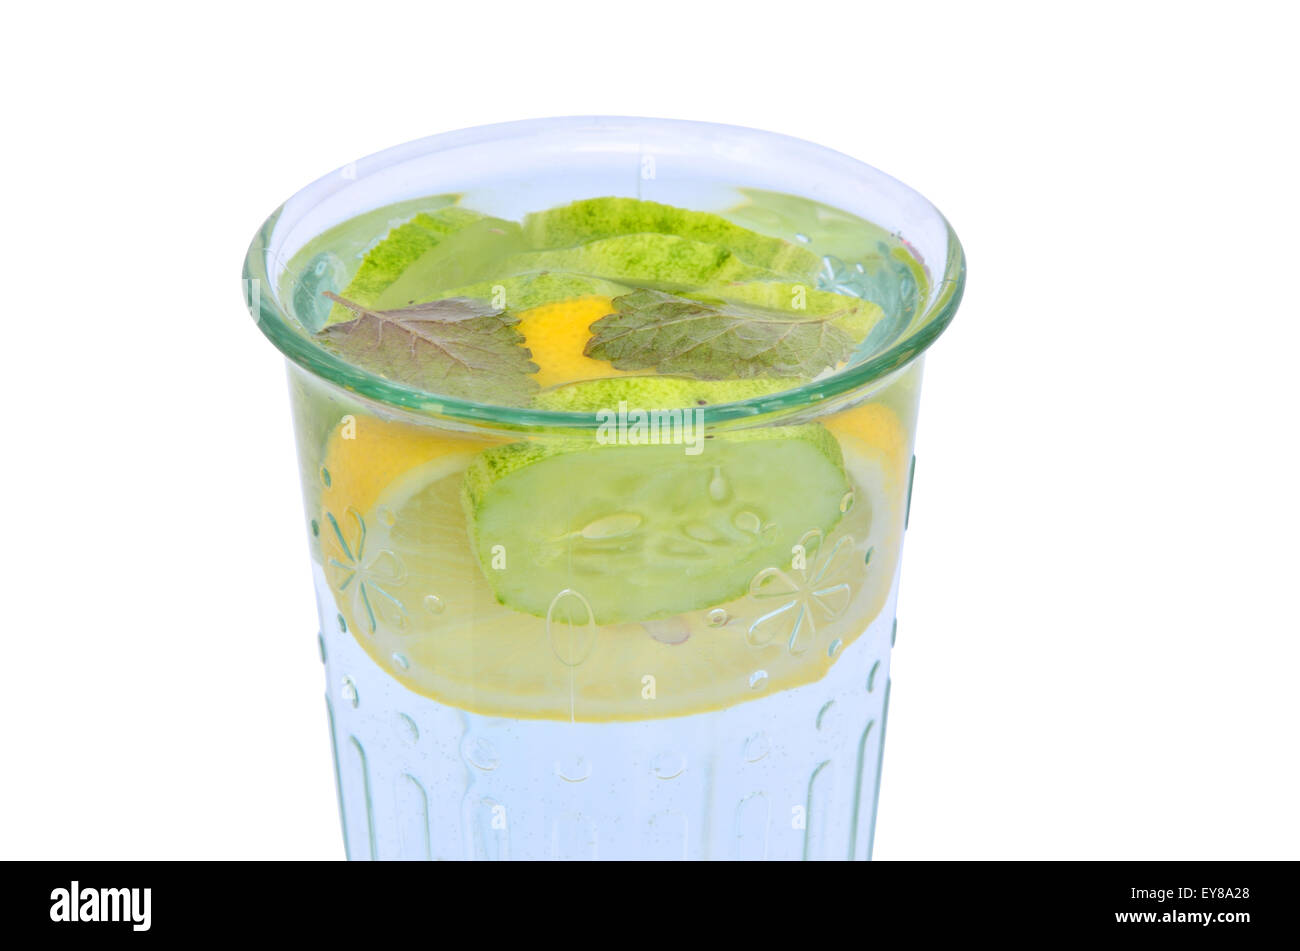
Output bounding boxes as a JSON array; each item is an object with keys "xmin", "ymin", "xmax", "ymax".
[{"xmin": 241, "ymin": 116, "xmax": 966, "ymax": 429}]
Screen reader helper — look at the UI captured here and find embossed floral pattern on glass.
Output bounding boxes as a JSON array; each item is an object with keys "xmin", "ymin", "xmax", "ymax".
[
  {"xmin": 323, "ymin": 507, "xmax": 408, "ymax": 635},
  {"xmin": 746, "ymin": 529, "xmax": 861, "ymax": 655}
]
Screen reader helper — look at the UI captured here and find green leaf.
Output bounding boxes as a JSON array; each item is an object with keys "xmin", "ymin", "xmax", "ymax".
[
  {"xmin": 584, "ymin": 288, "xmax": 857, "ymax": 380},
  {"xmin": 684, "ymin": 282, "xmax": 883, "ymax": 342},
  {"xmin": 318, "ymin": 293, "xmax": 539, "ymax": 405}
]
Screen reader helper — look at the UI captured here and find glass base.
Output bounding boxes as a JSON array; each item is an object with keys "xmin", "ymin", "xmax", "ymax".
[{"xmin": 317, "ymin": 564, "xmax": 896, "ymax": 860}]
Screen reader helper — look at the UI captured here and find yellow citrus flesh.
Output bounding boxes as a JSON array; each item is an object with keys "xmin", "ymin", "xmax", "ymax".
[
  {"xmin": 825, "ymin": 402, "xmax": 908, "ymax": 479},
  {"xmin": 825, "ymin": 402, "xmax": 911, "ymax": 631},
  {"xmin": 516, "ymin": 295, "xmax": 630, "ymax": 388},
  {"xmin": 319, "ymin": 414, "xmax": 482, "ymax": 520},
  {"xmin": 328, "ymin": 449, "xmax": 898, "ymax": 721},
  {"xmin": 315, "ymin": 368, "xmax": 912, "ymax": 722}
]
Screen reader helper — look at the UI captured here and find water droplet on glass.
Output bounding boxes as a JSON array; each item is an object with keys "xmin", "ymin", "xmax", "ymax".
[
  {"xmin": 317, "ymin": 632, "xmax": 326, "ymax": 664},
  {"xmin": 651, "ymin": 751, "xmax": 686, "ymax": 780},
  {"xmin": 336, "ymin": 613, "xmax": 347, "ymax": 633},
  {"xmin": 391, "ymin": 652, "xmax": 409, "ymax": 671},
  {"xmin": 864, "ymin": 546, "xmax": 875, "ymax": 567},
  {"xmin": 580, "ymin": 511, "xmax": 642, "ymax": 539},
  {"xmin": 748, "ymin": 670, "xmax": 769, "ymax": 690},
  {"xmin": 397, "ymin": 713, "xmax": 419, "ymax": 744},
  {"xmin": 840, "ymin": 491, "xmax": 855, "ymax": 514},
  {"xmin": 794, "ymin": 232, "xmax": 811, "ymax": 244},
  {"xmin": 463, "ymin": 737, "xmax": 499, "ymax": 771},
  {"xmin": 423, "ymin": 594, "xmax": 445, "ymax": 615},
  {"xmin": 733, "ymin": 511, "xmax": 761, "ymax": 534},
  {"xmin": 310, "ymin": 519, "xmax": 320, "ymax": 537},
  {"xmin": 868, "ymin": 659, "xmax": 881, "ymax": 692},
  {"xmin": 708, "ymin": 467, "xmax": 729, "ymax": 502},
  {"xmin": 707, "ymin": 608, "xmax": 729, "ymax": 627},
  {"xmin": 376, "ymin": 506, "xmax": 396, "ymax": 528},
  {"xmin": 827, "ymin": 638, "xmax": 843, "ymax": 658},
  {"xmin": 744, "ymin": 732, "xmax": 770, "ymax": 762},
  {"xmin": 319, "ymin": 466, "xmax": 332, "ymax": 488},
  {"xmin": 555, "ymin": 755, "xmax": 591, "ymax": 782},
  {"xmin": 340, "ymin": 676, "xmax": 359, "ymax": 708}
]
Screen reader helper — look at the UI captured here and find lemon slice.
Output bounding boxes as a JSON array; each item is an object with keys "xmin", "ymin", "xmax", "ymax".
[
  {"xmin": 515, "ymin": 295, "xmax": 629, "ymax": 388},
  {"xmin": 825, "ymin": 402, "xmax": 910, "ymax": 630},
  {"xmin": 315, "ymin": 392, "xmax": 908, "ymax": 723}
]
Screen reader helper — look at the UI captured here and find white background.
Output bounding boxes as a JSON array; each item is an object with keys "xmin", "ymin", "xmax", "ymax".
[{"xmin": 2, "ymin": 1, "xmax": 1297, "ymax": 860}]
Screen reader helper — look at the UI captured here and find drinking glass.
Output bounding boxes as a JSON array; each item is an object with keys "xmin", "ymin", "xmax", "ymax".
[{"xmin": 242, "ymin": 117, "xmax": 965, "ymax": 860}]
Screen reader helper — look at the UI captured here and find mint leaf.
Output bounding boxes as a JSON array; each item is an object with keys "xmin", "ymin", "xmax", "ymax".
[
  {"xmin": 584, "ymin": 289, "xmax": 856, "ymax": 380},
  {"xmin": 319, "ymin": 293, "xmax": 539, "ymax": 405}
]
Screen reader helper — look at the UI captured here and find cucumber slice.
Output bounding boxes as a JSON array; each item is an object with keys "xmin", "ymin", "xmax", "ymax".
[
  {"xmin": 499, "ymin": 233, "xmax": 776, "ymax": 289},
  {"xmin": 464, "ymin": 422, "xmax": 849, "ymax": 624},
  {"xmin": 523, "ymin": 197, "xmax": 823, "ymax": 279},
  {"xmin": 374, "ymin": 216, "xmax": 527, "ymax": 309},
  {"xmin": 430, "ymin": 271, "xmax": 630, "ymax": 312},
  {"xmin": 323, "ymin": 206, "xmax": 486, "ymax": 325}
]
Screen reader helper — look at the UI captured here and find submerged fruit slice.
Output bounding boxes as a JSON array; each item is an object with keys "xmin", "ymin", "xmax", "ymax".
[
  {"xmin": 373, "ymin": 217, "xmax": 526, "ymax": 309},
  {"xmin": 318, "ymin": 415, "xmax": 485, "ymax": 637},
  {"xmin": 464, "ymin": 418, "xmax": 850, "ymax": 623},
  {"xmin": 514, "ymin": 295, "xmax": 627, "ymax": 388},
  {"xmin": 500, "ymin": 233, "xmax": 775, "ymax": 288},
  {"xmin": 523, "ymin": 197, "xmax": 823, "ymax": 279},
  {"xmin": 823, "ymin": 400, "xmax": 911, "ymax": 632},
  {"xmin": 310, "ymin": 392, "xmax": 910, "ymax": 722},
  {"xmin": 324, "ymin": 207, "xmax": 484, "ymax": 325},
  {"xmin": 319, "ymin": 414, "xmax": 481, "ymax": 520},
  {"xmin": 436, "ymin": 271, "xmax": 630, "ymax": 312}
]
